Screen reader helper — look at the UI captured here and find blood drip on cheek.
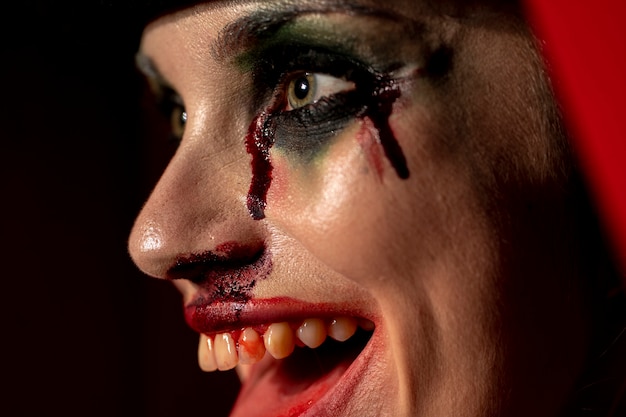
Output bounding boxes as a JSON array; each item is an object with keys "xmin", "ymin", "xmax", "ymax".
[
  {"xmin": 365, "ymin": 86, "xmax": 410, "ymax": 180},
  {"xmin": 356, "ymin": 117, "xmax": 385, "ymax": 179},
  {"xmin": 245, "ymin": 109, "xmax": 278, "ymax": 220}
]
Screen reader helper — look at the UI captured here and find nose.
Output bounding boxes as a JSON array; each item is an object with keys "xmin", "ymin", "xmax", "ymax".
[{"xmin": 128, "ymin": 126, "xmax": 266, "ymax": 280}]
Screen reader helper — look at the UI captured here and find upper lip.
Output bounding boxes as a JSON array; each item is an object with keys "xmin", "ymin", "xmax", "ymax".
[
  {"xmin": 184, "ymin": 296, "xmax": 375, "ymax": 335},
  {"xmin": 171, "ymin": 243, "xmax": 377, "ymax": 335}
]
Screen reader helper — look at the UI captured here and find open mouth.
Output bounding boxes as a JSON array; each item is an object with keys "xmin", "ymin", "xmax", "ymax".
[{"xmin": 194, "ymin": 312, "xmax": 375, "ymax": 417}]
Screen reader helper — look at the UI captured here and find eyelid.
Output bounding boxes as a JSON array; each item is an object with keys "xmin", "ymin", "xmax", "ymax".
[
  {"xmin": 152, "ymin": 83, "xmax": 185, "ymax": 113},
  {"xmin": 285, "ymin": 72, "xmax": 355, "ymax": 111},
  {"xmin": 166, "ymin": 88, "xmax": 185, "ymax": 107},
  {"xmin": 245, "ymin": 43, "xmax": 380, "ymax": 112},
  {"xmin": 265, "ymin": 41, "xmax": 365, "ymax": 73}
]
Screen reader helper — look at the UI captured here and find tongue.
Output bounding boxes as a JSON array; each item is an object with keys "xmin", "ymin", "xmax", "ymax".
[{"xmin": 229, "ymin": 335, "xmax": 367, "ymax": 417}]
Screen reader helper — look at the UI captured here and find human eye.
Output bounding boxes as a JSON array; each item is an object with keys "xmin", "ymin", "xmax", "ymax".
[
  {"xmin": 169, "ymin": 103, "xmax": 188, "ymax": 141},
  {"xmin": 249, "ymin": 45, "xmax": 381, "ymax": 160},
  {"xmin": 283, "ymin": 71, "xmax": 354, "ymax": 111},
  {"xmin": 157, "ymin": 88, "xmax": 187, "ymax": 143},
  {"xmin": 143, "ymin": 76, "xmax": 187, "ymax": 144}
]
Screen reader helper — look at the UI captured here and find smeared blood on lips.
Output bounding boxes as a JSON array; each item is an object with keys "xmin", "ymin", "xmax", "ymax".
[
  {"xmin": 185, "ymin": 297, "xmax": 363, "ymax": 336},
  {"xmin": 169, "ymin": 242, "xmax": 272, "ymax": 325}
]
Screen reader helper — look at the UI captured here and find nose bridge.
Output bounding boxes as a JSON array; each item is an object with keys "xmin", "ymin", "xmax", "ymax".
[{"xmin": 129, "ymin": 130, "xmax": 261, "ymax": 279}]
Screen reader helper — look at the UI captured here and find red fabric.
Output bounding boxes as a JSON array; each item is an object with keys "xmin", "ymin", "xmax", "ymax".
[{"xmin": 524, "ymin": 0, "xmax": 626, "ymax": 278}]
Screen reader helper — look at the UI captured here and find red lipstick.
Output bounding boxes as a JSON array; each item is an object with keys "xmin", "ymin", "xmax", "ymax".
[{"xmin": 185, "ymin": 297, "xmax": 370, "ymax": 336}]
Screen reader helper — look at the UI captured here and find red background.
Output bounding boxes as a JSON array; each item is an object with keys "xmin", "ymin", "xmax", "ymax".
[{"xmin": 525, "ymin": 0, "xmax": 626, "ymax": 277}]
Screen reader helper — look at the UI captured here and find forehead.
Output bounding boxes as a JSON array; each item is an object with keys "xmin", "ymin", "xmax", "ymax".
[
  {"xmin": 137, "ymin": 0, "xmax": 530, "ymax": 117},
  {"xmin": 141, "ymin": 0, "xmax": 426, "ymax": 17},
  {"xmin": 139, "ymin": 0, "xmax": 521, "ymax": 30},
  {"xmin": 137, "ymin": 0, "xmax": 434, "ymax": 101},
  {"xmin": 139, "ymin": 0, "xmax": 523, "ymax": 65}
]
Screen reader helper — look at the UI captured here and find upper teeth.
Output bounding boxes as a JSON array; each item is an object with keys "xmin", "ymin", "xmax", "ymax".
[{"xmin": 198, "ymin": 317, "xmax": 374, "ymax": 372}]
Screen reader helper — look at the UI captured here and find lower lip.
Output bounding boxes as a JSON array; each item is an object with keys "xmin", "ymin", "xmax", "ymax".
[{"xmin": 228, "ymin": 325, "xmax": 380, "ymax": 417}]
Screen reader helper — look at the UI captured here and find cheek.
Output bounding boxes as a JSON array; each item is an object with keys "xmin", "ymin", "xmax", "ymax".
[
  {"xmin": 265, "ymin": 158, "xmax": 290, "ymax": 203},
  {"xmin": 264, "ymin": 121, "xmax": 415, "ymax": 283},
  {"xmin": 264, "ymin": 98, "xmax": 497, "ymax": 299},
  {"xmin": 354, "ymin": 118, "xmax": 385, "ymax": 181},
  {"xmin": 267, "ymin": 128, "xmax": 368, "ymax": 230}
]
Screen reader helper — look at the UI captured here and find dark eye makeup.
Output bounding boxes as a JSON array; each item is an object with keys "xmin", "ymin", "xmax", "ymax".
[
  {"xmin": 242, "ymin": 41, "xmax": 410, "ymax": 220},
  {"xmin": 249, "ymin": 43, "xmax": 383, "ymax": 160}
]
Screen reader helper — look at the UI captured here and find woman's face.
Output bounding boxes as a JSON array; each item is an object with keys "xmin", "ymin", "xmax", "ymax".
[{"xmin": 129, "ymin": 1, "xmax": 591, "ymax": 416}]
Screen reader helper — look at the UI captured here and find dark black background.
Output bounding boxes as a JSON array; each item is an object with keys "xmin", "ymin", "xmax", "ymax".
[{"xmin": 2, "ymin": 2, "xmax": 239, "ymax": 415}]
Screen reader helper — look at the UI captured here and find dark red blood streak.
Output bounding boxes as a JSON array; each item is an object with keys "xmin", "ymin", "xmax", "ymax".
[{"xmin": 244, "ymin": 82, "xmax": 409, "ymax": 220}]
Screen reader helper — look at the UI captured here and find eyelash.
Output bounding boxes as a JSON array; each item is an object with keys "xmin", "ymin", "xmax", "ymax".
[
  {"xmin": 251, "ymin": 45, "xmax": 383, "ymax": 158},
  {"xmin": 257, "ymin": 46, "xmax": 376, "ymax": 99},
  {"xmin": 155, "ymin": 87, "xmax": 187, "ymax": 143}
]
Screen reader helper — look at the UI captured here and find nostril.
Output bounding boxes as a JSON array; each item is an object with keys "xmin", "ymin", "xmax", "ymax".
[
  {"xmin": 167, "ymin": 241, "xmax": 272, "ymax": 304},
  {"xmin": 168, "ymin": 242, "xmax": 265, "ymax": 281}
]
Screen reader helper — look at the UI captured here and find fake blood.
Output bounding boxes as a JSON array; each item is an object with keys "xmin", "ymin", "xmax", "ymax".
[
  {"xmin": 244, "ymin": 83, "xmax": 410, "ymax": 220},
  {"xmin": 245, "ymin": 111, "xmax": 276, "ymax": 220},
  {"xmin": 168, "ymin": 241, "xmax": 272, "ymax": 306},
  {"xmin": 365, "ymin": 86, "xmax": 410, "ymax": 179}
]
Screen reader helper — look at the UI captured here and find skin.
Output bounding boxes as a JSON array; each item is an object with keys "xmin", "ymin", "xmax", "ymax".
[{"xmin": 128, "ymin": 0, "xmax": 595, "ymax": 415}]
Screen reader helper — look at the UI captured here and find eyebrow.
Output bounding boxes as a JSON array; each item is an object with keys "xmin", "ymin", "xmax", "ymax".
[
  {"xmin": 135, "ymin": 1, "xmax": 421, "ymax": 84},
  {"xmin": 211, "ymin": 0, "xmax": 414, "ymax": 62}
]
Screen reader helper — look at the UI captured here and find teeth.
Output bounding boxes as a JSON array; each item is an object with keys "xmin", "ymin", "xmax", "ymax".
[
  {"xmin": 198, "ymin": 334, "xmax": 218, "ymax": 372},
  {"xmin": 328, "ymin": 317, "xmax": 358, "ymax": 342},
  {"xmin": 197, "ymin": 317, "xmax": 374, "ymax": 372},
  {"xmin": 215, "ymin": 332, "xmax": 238, "ymax": 371},
  {"xmin": 264, "ymin": 322, "xmax": 295, "ymax": 359},
  {"xmin": 297, "ymin": 318, "xmax": 327, "ymax": 348},
  {"xmin": 238, "ymin": 327, "xmax": 266, "ymax": 364}
]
